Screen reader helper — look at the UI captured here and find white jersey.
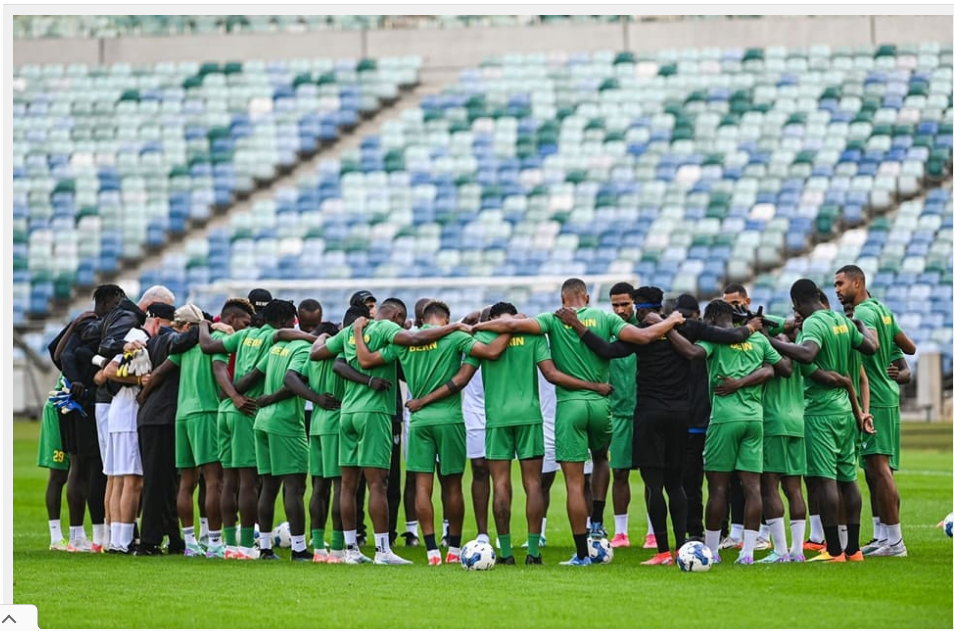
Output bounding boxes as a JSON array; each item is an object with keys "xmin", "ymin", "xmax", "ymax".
[
  {"xmin": 107, "ymin": 328, "xmax": 148, "ymax": 434},
  {"xmin": 463, "ymin": 366, "xmax": 486, "ymax": 459}
]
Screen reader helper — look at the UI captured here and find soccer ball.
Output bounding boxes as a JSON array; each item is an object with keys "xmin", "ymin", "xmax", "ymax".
[
  {"xmin": 272, "ymin": 521, "xmax": 292, "ymax": 549},
  {"xmin": 676, "ymin": 541, "xmax": 713, "ymax": 572},
  {"xmin": 460, "ymin": 540, "xmax": 495, "ymax": 570},
  {"xmin": 943, "ymin": 513, "xmax": 954, "ymax": 538},
  {"xmin": 587, "ymin": 535, "xmax": 614, "ymax": 564}
]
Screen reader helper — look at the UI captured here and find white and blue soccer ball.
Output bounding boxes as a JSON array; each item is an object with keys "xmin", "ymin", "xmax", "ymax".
[
  {"xmin": 272, "ymin": 521, "xmax": 293, "ymax": 549},
  {"xmin": 943, "ymin": 513, "xmax": 954, "ymax": 538},
  {"xmin": 460, "ymin": 540, "xmax": 496, "ymax": 570},
  {"xmin": 677, "ymin": 541, "xmax": 713, "ymax": 572},
  {"xmin": 587, "ymin": 535, "xmax": 614, "ymax": 564}
]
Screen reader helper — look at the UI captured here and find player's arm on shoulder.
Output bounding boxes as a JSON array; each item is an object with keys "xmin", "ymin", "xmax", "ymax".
[
  {"xmin": 393, "ymin": 321, "xmax": 469, "ymax": 346},
  {"xmin": 352, "ymin": 322, "xmax": 389, "ymax": 369},
  {"xmin": 406, "ymin": 363, "xmax": 478, "ymax": 413},
  {"xmin": 198, "ymin": 320, "xmax": 229, "ymax": 354},
  {"xmin": 618, "ymin": 311, "xmax": 684, "ymax": 345},
  {"xmin": 273, "ymin": 328, "xmax": 317, "ymax": 344},
  {"xmin": 768, "ymin": 332, "xmax": 819, "ymax": 364},
  {"xmin": 667, "ymin": 327, "xmax": 706, "ymax": 360},
  {"xmin": 763, "ymin": 337, "xmax": 792, "ymax": 377},
  {"xmin": 691, "ymin": 318, "xmax": 754, "ymax": 344},
  {"xmin": 537, "ymin": 359, "xmax": 613, "ymax": 396},
  {"xmin": 166, "ymin": 326, "xmax": 200, "ymax": 354},
  {"xmin": 137, "ymin": 358, "xmax": 177, "ymax": 404},
  {"xmin": 310, "ymin": 332, "xmax": 337, "ymax": 361},
  {"xmin": 473, "ymin": 318, "xmax": 542, "ymax": 335},
  {"xmin": 468, "ymin": 332, "xmax": 511, "ymax": 360},
  {"xmin": 850, "ymin": 317, "xmax": 878, "ymax": 356}
]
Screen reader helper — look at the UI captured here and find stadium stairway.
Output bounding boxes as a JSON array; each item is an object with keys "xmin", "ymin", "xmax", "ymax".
[{"xmin": 53, "ymin": 79, "xmax": 446, "ymax": 321}]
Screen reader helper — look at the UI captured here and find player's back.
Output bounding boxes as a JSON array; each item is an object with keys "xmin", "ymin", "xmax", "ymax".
[
  {"xmin": 801, "ymin": 310, "xmax": 863, "ymax": 415},
  {"xmin": 535, "ymin": 308, "xmax": 623, "ymax": 401},
  {"xmin": 469, "ymin": 330, "xmax": 547, "ymax": 426}
]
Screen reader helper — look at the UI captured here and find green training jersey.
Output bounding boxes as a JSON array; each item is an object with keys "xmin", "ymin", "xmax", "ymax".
[
  {"xmin": 169, "ymin": 332, "xmax": 225, "ymax": 420},
  {"xmin": 465, "ymin": 331, "xmax": 550, "ymax": 427},
  {"xmin": 381, "ymin": 325, "xmax": 476, "ymax": 427},
  {"xmin": 253, "ymin": 340, "xmax": 308, "ymax": 437},
  {"xmin": 289, "ymin": 345, "xmax": 344, "ymax": 436},
  {"xmin": 535, "ymin": 308, "xmax": 626, "ymax": 402},
  {"xmin": 762, "ymin": 332, "xmax": 804, "ymax": 437},
  {"xmin": 696, "ymin": 333, "xmax": 782, "ymax": 424},
  {"xmin": 853, "ymin": 297, "xmax": 902, "ymax": 408},
  {"xmin": 325, "ymin": 320, "xmax": 402, "ymax": 414},
  {"xmin": 608, "ymin": 313, "xmax": 638, "ymax": 418},
  {"xmin": 800, "ymin": 310, "xmax": 865, "ymax": 416},
  {"xmin": 217, "ymin": 325, "xmax": 275, "ymax": 415}
]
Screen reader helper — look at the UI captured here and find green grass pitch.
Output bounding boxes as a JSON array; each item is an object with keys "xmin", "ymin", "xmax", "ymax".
[{"xmin": 11, "ymin": 421, "xmax": 954, "ymax": 628}]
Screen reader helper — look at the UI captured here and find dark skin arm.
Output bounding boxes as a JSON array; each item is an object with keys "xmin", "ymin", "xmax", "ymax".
[
  {"xmin": 887, "ymin": 357, "xmax": 911, "ymax": 385},
  {"xmin": 283, "ymin": 370, "xmax": 341, "ymax": 410},
  {"xmin": 553, "ymin": 308, "xmax": 634, "ymax": 359},
  {"xmin": 166, "ymin": 326, "xmax": 200, "ymax": 354},
  {"xmin": 136, "ymin": 359, "xmax": 177, "ymax": 404},
  {"xmin": 332, "ymin": 357, "xmax": 392, "ymax": 391},
  {"xmin": 234, "ymin": 368, "xmax": 265, "ymax": 395},
  {"xmin": 767, "ymin": 336, "xmax": 820, "ymax": 365},
  {"xmin": 392, "ymin": 321, "xmax": 470, "ymax": 346},
  {"xmin": 467, "ymin": 332, "xmax": 512, "ymax": 360},
  {"xmin": 667, "ymin": 327, "xmax": 706, "ymax": 360},
  {"xmin": 256, "ymin": 386, "xmax": 295, "ymax": 408},
  {"xmin": 537, "ymin": 358, "xmax": 613, "ymax": 396},
  {"xmin": 807, "ymin": 368, "xmax": 874, "ymax": 433},
  {"xmin": 212, "ymin": 359, "xmax": 257, "ymax": 415},
  {"xmin": 712, "ymin": 363, "xmax": 775, "ymax": 397},
  {"xmin": 274, "ymin": 329, "xmax": 317, "ymax": 344},
  {"xmin": 352, "ymin": 319, "xmax": 388, "ymax": 369},
  {"xmin": 406, "ymin": 363, "xmax": 478, "ymax": 413},
  {"xmin": 851, "ymin": 319, "xmax": 879, "ymax": 356},
  {"xmin": 198, "ymin": 320, "xmax": 229, "ymax": 354},
  {"xmin": 104, "ymin": 359, "xmax": 150, "ymax": 387},
  {"xmin": 893, "ymin": 330, "xmax": 917, "ymax": 356}
]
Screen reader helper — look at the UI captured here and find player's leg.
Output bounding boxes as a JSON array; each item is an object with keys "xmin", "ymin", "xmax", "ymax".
[
  {"xmin": 387, "ymin": 416, "xmax": 403, "ymax": 546},
  {"xmin": 39, "ymin": 401, "xmax": 70, "ymax": 549},
  {"xmin": 237, "ymin": 467, "xmax": 258, "ymax": 546},
  {"xmin": 661, "ymin": 410, "xmax": 689, "ymax": 554},
  {"xmin": 118, "ymin": 473, "xmax": 142, "ymax": 553},
  {"xmin": 177, "ymin": 466, "xmax": 201, "ymax": 556},
  {"xmin": 217, "ymin": 411, "xmax": 239, "ymax": 548},
  {"xmin": 804, "ymin": 415, "xmax": 845, "ymax": 560},
  {"xmin": 862, "ymin": 467, "xmax": 882, "ymax": 549},
  {"xmin": 45, "ymin": 468, "xmax": 69, "ymax": 549},
  {"xmin": 519, "ymin": 455, "xmax": 545, "ymax": 564},
  {"xmin": 309, "ymin": 433, "xmax": 328, "ymax": 559},
  {"xmin": 253, "ymin": 427, "xmax": 280, "ymax": 559},
  {"xmin": 559, "ymin": 461, "xmax": 591, "ymax": 565},
  {"xmin": 734, "ymin": 421, "xmax": 764, "ymax": 563},
  {"xmin": 488, "ymin": 458, "xmax": 514, "ymax": 562},
  {"xmin": 737, "ymin": 471, "xmax": 762, "ymax": 563},
  {"xmin": 781, "ymin": 474, "xmax": 806, "ymax": 560},
  {"xmin": 585, "ymin": 401, "xmax": 613, "ymax": 538},
  {"xmin": 360, "ymin": 412, "xmax": 408, "ymax": 564},
  {"xmin": 329, "ymin": 476, "xmax": 345, "ymax": 560},
  {"xmin": 282, "ymin": 472, "xmax": 309, "ymax": 560},
  {"xmin": 200, "ymin": 460, "xmax": 224, "ymax": 555},
  {"xmin": 704, "ymin": 470, "xmax": 732, "ymax": 562},
  {"xmin": 438, "ymin": 423, "xmax": 467, "ymax": 563},
  {"xmin": 609, "ymin": 413, "xmax": 634, "ymax": 547},
  {"xmin": 105, "ymin": 431, "xmax": 125, "ymax": 553},
  {"xmin": 760, "ymin": 471, "xmax": 788, "ymax": 561},
  {"xmin": 339, "ymin": 465, "xmax": 366, "ymax": 561},
  {"xmin": 470, "ymin": 458, "xmax": 491, "ymax": 543},
  {"xmin": 682, "ymin": 430, "xmax": 706, "ymax": 540},
  {"xmin": 402, "ymin": 471, "xmax": 419, "ymax": 545},
  {"xmin": 415, "ymin": 471, "xmax": 439, "ymax": 562}
]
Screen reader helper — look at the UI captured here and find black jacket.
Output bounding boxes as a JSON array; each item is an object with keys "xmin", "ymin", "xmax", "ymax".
[
  {"xmin": 137, "ymin": 327, "xmax": 200, "ymax": 428},
  {"xmin": 96, "ymin": 299, "xmax": 147, "ymax": 403}
]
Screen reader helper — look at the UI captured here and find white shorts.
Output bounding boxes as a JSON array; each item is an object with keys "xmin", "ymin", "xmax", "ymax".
[
  {"xmin": 105, "ymin": 431, "xmax": 142, "ymax": 477},
  {"xmin": 464, "ymin": 410, "xmax": 486, "ymax": 460},
  {"xmin": 95, "ymin": 403, "xmax": 110, "ymax": 464}
]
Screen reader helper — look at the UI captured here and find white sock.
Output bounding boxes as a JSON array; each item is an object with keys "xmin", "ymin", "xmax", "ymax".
[
  {"xmin": 614, "ymin": 514, "xmax": 629, "ymax": 537},
  {"xmin": 374, "ymin": 532, "xmax": 391, "ymax": 554},
  {"xmin": 209, "ymin": 530, "xmax": 222, "ymax": 547},
  {"xmin": 291, "ymin": 535, "xmax": 306, "ymax": 553},
  {"xmin": 741, "ymin": 529, "xmax": 758, "ymax": 559},
  {"xmin": 541, "ymin": 517, "xmax": 547, "ymax": 538},
  {"xmin": 790, "ymin": 520, "xmax": 806, "ymax": 557},
  {"xmin": 872, "ymin": 517, "xmax": 882, "ymax": 542},
  {"xmin": 808, "ymin": 514, "xmax": 823, "ymax": 543},
  {"xmin": 645, "ymin": 512, "xmax": 654, "ymax": 536},
  {"xmin": 259, "ymin": 533, "xmax": 272, "ymax": 550},
  {"xmin": 442, "ymin": 519, "xmax": 449, "ymax": 538},
  {"xmin": 730, "ymin": 523, "xmax": 744, "ymax": 541},
  {"xmin": 406, "ymin": 520, "xmax": 418, "ymax": 537},
  {"xmin": 110, "ymin": 522, "xmax": 122, "ymax": 549},
  {"xmin": 199, "ymin": 518, "xmax": 209, "ymax": 538},
  {"xmin": 586, "ymin": 517, "xmax": 592, "ymax": 529},
  {"xmin": 476, "ymin": 533, "xmax": 490, "ymax": 545},
  {"xmin": 766, "ymin": 517, "xmax": 787, "ymax": 555},
  {"xmin": 120, "ymin": 523, "xmax": 135, "ymax": 549},
  {"xmin": 92, "ymin": 523, "xmax": 105, "ymax": 546},
  {"xmin": 49, "ymin": 520, "xmax": 63, "ymax": 544},
  {"xmin": 705, "ymin": 529, "xmax": 722, "ymax": 556},
  {"xmin": 838, "ymin": 525, "xmax": 848, "ymax": 551},
  {"xmin": 69, "ymin": 526, "xmax": 86, "ymax": 543},
  {"xmin": 759, "ymin": 523, "xmax": 772, "ymax": 540},
  {"xmin": 344, "ymin": 530, "xmax": 357, "ymax": 548},
  {"xmin": 235, "ymin": 525, "xmax": 241, "ymax": 541},
  {"xmin": 183, "ymin": 526, "xmax": 197, "ymax": 546},
  {"xmin": 104, "ymin": 522, "xmax": 111, "ymax": 547},
  {"xmin": 883, "ymin": 523, "xmax": 902, "ymax": 545}
]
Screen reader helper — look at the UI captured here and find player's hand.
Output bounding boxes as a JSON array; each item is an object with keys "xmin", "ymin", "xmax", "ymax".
[
  {"xmin": 666, "ymin": 311, "xmax": 685, "ymax": 325},
  {"xmin": 94, "ymin": 369, "xmax": 107, "ymax": 386},
  {"xmin": 851, "ymin": 318, "xmax": 866, "ymax": 332},
  {"xmin": 592, "ymin": 382, "xmax": 613, "ymax": 397},
  {"xmin": 353, "ymin": 316, "xmax": 368, "ymax": 331},
  {"xmin": 405, "ymin": 398, "xmax": 425, "ymax": 413},
  {"xmin": 69, "ymin": 381, "xmax": 86, "ymax": 400},
  {"xmin": 554, "ymin": 307, "xmax": 581, "ymax": 327},
  {"xmin": 746, "ymin": 316, "xmax": 764, "ymax": 333},
  {"xmin": 713, "ymin": 376, "xmax": 740, "ymax": 396},
  {"xmin": 211, "ymin": 322, "xmax": 234, "ymax": 334},
  {"xmin": 642, "ymin": 311, "xmax": 663, "ymax": 325},
  {"xmin": 859, "ymin": 413, "xmax": 876, "ymax": 435},
  {"xmin": 139, "ymin": 374, "xmax": 151, "ymax": 387},
  {"xmin": 123, "ymin": 340, "xmax": 145, "ymax": 353},
  {"xmin": 316, "ymin": 394, "xmax": 341, "ymax": 410},
  {"xmin": 233, "ymin": 394, "xmax": 258, "ymax": 415},
  {"xmin": 136, "ymin": 390, "xmax": 148, "ymax": 405},
  {"xmin": 456, "ymin": 322, "xmax": 474, "ymax": 335},
  {"xmin": 886, "ymin": 364, "xmax": 900, "ymax": 381},
  {"xmin": 368, "ymin": 376, "xmax": 391, "ymax": 391}
]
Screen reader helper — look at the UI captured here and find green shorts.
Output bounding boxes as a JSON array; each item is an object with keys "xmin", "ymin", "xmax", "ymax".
[
  {"xmin": 609, "ymin": 414, "xmax": 633, "ymax": 470},
  {"xmin": 176, "ymin": 413, "xmax": 219, "ymax": 469},
  {"xmin": 217, "ymin": 410, "xmax": 257, "ymax": 469},
  {"xmin": 486, "ymin": 423, "xmax": 543, "ymax": 461},
  {"xmin": 703, "ymin": 421, "xmax": 763, "ymax": 473},
  {"xmin": 37, "ymin": 401, "xmax": 70, "ymax": 471},
  {"xmin": 339, "ymin": 412, "xmax": 392, "ymax": 470},
  {"xmin": 763, "ymin": 435, "xmax": 806, "ymax": 476},
  {"xmin": 407, "ymin": 422, "xmax": 466, "ymax": 475},
  {"xmin": 255, "ymin": 429, "xmax": 308, "ymax": 477},
  {"xmin": 804, "ymin": 413, "xmax": 857, "ymax": 482},
  {"xmin": 555, "ymin": 398, "xmax": 611, "ymax": 463},
  {"xmin": 859, "ymin": 406, "xmax": 900, "ymax": 471},
  {"xmin": 310, "ymin": 433, "xmax": 341, "ymax": 479}
]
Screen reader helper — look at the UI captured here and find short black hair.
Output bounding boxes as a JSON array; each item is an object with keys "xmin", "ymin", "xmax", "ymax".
[
  {"xmin": 609, "ymin": 282, "xmax": 635, "ymax": 297},
  {"xmin": 790, "ymin": 279, "xmax": 820, "ymax": 305},
  {"xmin": 262, "ymin": 299, "xmax": 298, "ymax": 327},
  {"xmin": 342, "ymin": 305, "xmax": 368, "ymax": 326},
  {"xmin": 314, "ymin": 321, "xmax": 339, "ymax": 337},
  {"xmin": 835, "ymin": 265, "xmax": 866, "ymax": 283},
  {"xmin": 221, "ymin": 297, "xmax": 255, "ymax": 319},
  {"xmin": 93, "ymin": 284, "xmax": 125, "ymax": 304},
  {"xmin": 703, "ymin": 299, "xmax": 734, "ymax": 323},
  {"xmin": 722, "ymin": 283, "xmax": 748, "ymax": 298},
  {"xmin": 632, "ymin": 286, "xmax": 664, "ymax": 308},
  {"xmin": 380, "ymin": 297, "xmax": 408, "ymax": 320},
  {"xmin": 298, "ymin": 299, "xmax": 322, "ymax": 314},
  {"xmin": 561, "ymin": 277, "xmax": 588, "ymax": 296},
  {"xmin": 819, "ymin": 290, "xmax": 831, "ymax": 308},
  {"xmin": 489, "ymin": 301, "xmax": 518, "ymax": 319},
  {"xmin": 422, "ymin": 300, "xmax": 451, "ymax": 321}
]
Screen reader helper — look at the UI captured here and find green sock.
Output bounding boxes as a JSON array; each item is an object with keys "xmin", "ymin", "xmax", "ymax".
[
  {"xmin": 225, "ymin": 526, "xmax": 237, "ymax": 547},
  {"xmin": 331, "ymin": 530, "xmax": 345, "ymax": 551},
  {"xmin": 527, "ymin": 533, "xmax": 541, "ymax": 557},
  {"xmin": 312, "ymin": 529, "xmax": 325, "ymax": 549},
  {"xmin": 240, "ymin": 527, "xmax": 254, "ymax": 548},
  {"xmin": 499, "ymin": 534, "xmax": 512, "ymax": 559}
]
